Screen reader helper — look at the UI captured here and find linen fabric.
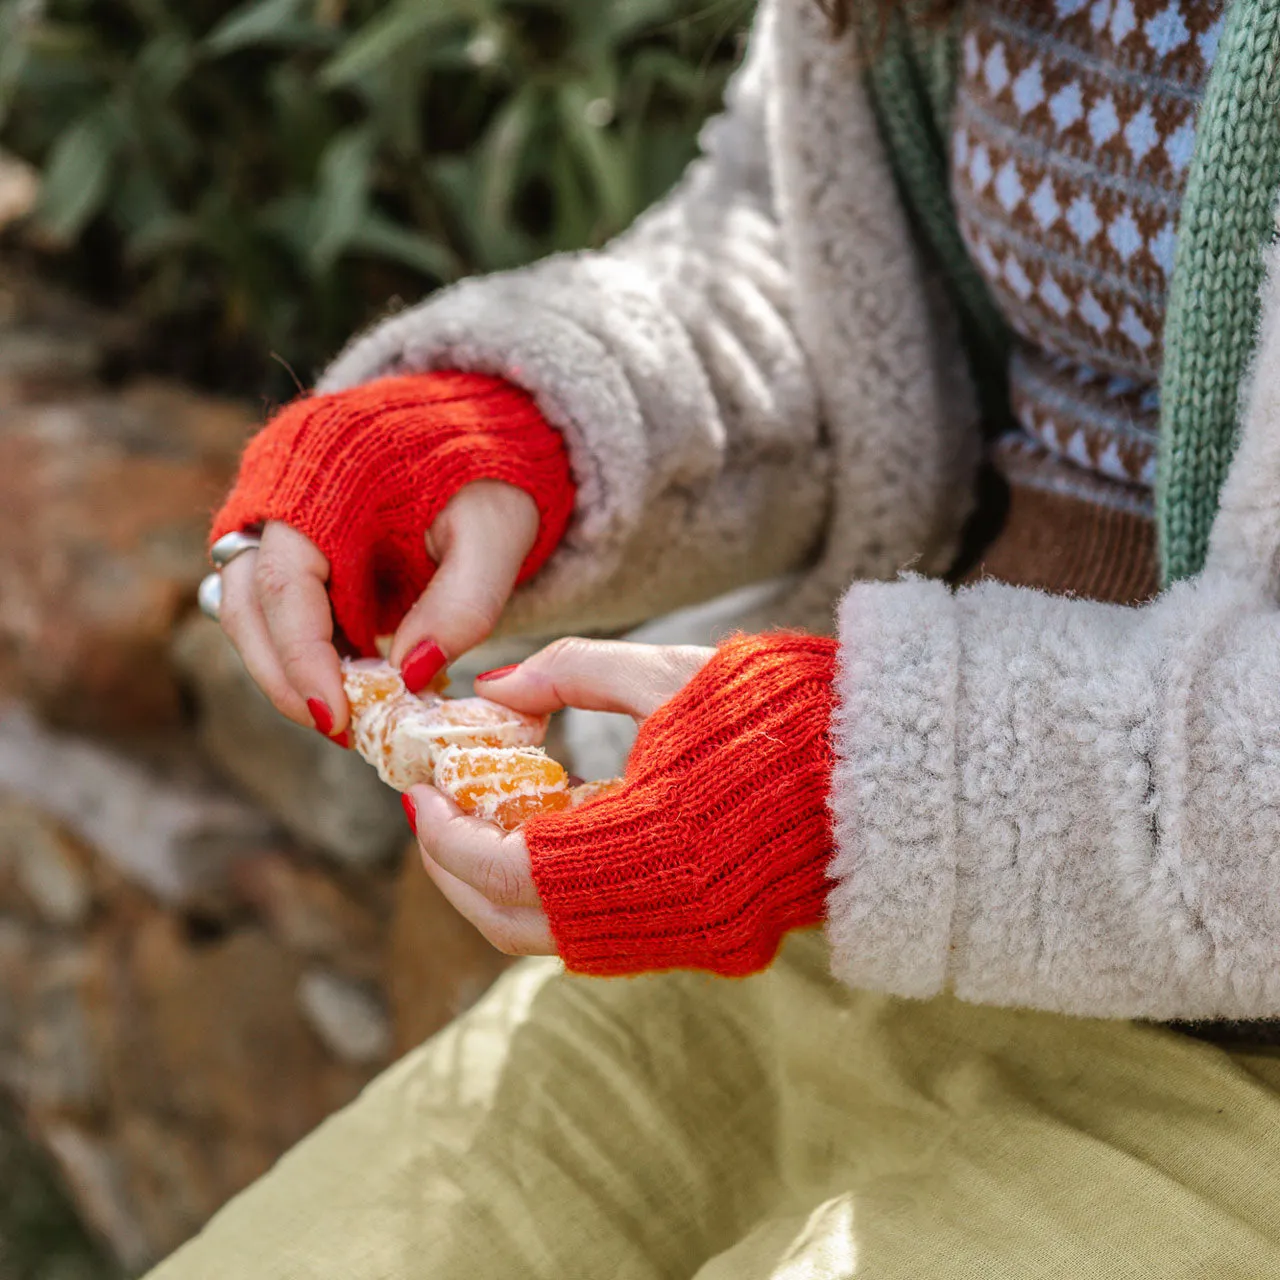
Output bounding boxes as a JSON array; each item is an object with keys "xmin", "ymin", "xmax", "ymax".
[{"xmin": 144, "ymin": 933, "xmax": 1280, "ymax": 1280}]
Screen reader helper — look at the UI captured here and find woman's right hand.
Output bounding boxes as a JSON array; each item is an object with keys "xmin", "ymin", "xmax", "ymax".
[{"xmin": 217, "ymin": 479, "xmax": 540, "ymax": 741}]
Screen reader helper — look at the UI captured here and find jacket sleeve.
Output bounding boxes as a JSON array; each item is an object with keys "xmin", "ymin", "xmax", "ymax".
[
  {"xmin": 316, "ymin": 2, "xmax": 830, "ymax": 641},
  {"xmin": 826, "ymin": 570, "xmax": 1280, "ymax": 1022},
  {"xmin": 825, "ymin": 221, "xmax": 1280, "ymax": 1023}
]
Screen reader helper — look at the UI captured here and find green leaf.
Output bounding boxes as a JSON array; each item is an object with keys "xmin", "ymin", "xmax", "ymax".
[
  {"xmin": 319, "ymin": 2, "xmax": 461, "ymax": 87},
  {"xmin": 0, "ymin": 0, "xmax": 745, "ymax": 398},
  {"xmin": 349, "ymin": 211, "xmax": 460, "ymax": 280},
  {"xmin": 475, "ymin": 83, "xmax": 538, "ymax": 259},
  {"xmin": 308, "ymin": 125, "xmax": 374, "ymax": 273},
  {"xmin": 257, "ymin": 191, "xmax": 315, "ymax": 258},
  {"xmin": 627, "ymin": 46, "xmax": 709, "ymax": 99},
  {"xmin": 125, "ymin": 211, "xmax": 194, "ymax": 261},
  {"xmin": 568, "ymin": 0, "xmax": 682, "ymax": 52},
  {"xmin": 134, "ymin": 32, "xmax": 193, "ymax": 98},
  {"xmin": 0, "ymin": 0, "xmax": 35, "ymax": 127},
  {"xmin": 203, "ymin": 0, "xmax": 310, "ymax": 54},
  {"xmin": 33, "ymin": 109, "xmax": 120, "ymax": 243},
  {"xmin": 557, "ymin": 81, "xmax": 632, "ymax": 235},
  {"xmin": 111, "ymin": 161, "xmax": 171, "ymax": 237}
]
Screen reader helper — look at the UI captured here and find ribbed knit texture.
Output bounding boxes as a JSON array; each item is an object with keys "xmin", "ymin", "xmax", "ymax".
[
  {"xmin": 211, "ymin": 372, "xmax": 576, "ymax": 656},
  {"xmin": 1157, "ymin": 0, "xmax": 1280, "ymax": 584},
  {"xmin": 525, "ymin": 633, "xmax": 838, "ymax": 978},
  {"xmin": 964, "ymin": 439, "xmax": 1160, "ymax": 605},
  {"xmin": 864, "ymin": 3, "xmax": 1014, "ymax": 438}
]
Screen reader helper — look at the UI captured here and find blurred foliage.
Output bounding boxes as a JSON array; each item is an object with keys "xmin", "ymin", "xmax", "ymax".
[{"xmin": 0, "ymin": 0, "xmax": 747, "ymax": 396}]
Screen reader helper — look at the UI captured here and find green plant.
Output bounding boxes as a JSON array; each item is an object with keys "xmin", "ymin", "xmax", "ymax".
[{"xmin": 0, "ymin": 0, "xmax": 746, "ymax": 397}]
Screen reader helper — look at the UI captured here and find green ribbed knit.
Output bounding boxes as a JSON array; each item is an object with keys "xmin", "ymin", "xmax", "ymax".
[
  {"xmin": 863, "ymin": 0, "xmax": 1280, "ymax": 585},
  {"xmin": 862, "ymin": 5, "xmax": 1013, "ymax": 437},
  {"xmin": 1156, "ymin": 0, "xmax": 1280, "ymax": 584}
]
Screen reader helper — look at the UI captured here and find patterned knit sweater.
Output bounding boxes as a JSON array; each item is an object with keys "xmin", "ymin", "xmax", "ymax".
[{"xmin": 951, "ymin": 0, "xmax": 1226, "ymax": 534}]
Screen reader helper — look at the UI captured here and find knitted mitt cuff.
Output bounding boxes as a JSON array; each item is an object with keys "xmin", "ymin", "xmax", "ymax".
[
  {"xmin": 526, "ymin": 633, "xmax": 839, "ymax": 977},
  {"xmin": 211, "ymin": 372, "xmax": 575, "ymax": 654}
]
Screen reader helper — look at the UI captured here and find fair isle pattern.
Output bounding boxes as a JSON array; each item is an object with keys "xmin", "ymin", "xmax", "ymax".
[{"xmin": 951, "ymin": 0, "xmax": 1226, "ymax": 492}]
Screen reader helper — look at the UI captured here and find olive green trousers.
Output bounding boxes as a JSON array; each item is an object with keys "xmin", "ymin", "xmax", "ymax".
[{"xmin": 146, "ymin": 930, "xmax": 1280, "ymax": 1278}]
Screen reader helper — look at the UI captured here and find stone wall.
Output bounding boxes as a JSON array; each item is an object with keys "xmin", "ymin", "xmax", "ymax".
[{"xmin": 0, "ymin": 265, "xmax": 510, "ymax": 1273}]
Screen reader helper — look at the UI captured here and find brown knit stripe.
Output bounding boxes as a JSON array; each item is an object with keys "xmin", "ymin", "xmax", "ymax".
[{"xmin": 963, "ymin": 474, "xmax": 1158, "ymax": 606}]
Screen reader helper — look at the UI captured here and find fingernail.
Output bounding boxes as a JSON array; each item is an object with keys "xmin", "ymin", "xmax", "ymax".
[
  {"xmin": 401, "ymin": 793, "xmax": 417, "ymax": 835},
  {"xmin": 329, "ymin": 729, "xmax": 351, "ymax": 750},
  {"xmin": 475, "ymin": 664, "xmax": 519, "ymax": 683},
  {"xmin": 307, "ymin": 698, "xmax": 334, "ymax": 736},
  {"xmin": 401, "ymin": 640, "xmax": 447, "ymax": 694}
]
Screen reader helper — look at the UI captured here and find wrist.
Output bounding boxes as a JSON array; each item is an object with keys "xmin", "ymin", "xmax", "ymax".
[{"xmin": 526, "ymin": 633, "xmax": 838, "ymax": 977}]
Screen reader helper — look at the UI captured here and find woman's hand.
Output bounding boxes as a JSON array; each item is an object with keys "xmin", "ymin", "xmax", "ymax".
[
  {"xmin": 405, "ymin": 638, "xmax": 714, "ymax": 957},
  {"xmin": 209, "ymin": 369, "xmax": 576, "ymax": 739},
  {"xmin": 217, "ymin": 480, "xmax": 539, "ymax": 738}
]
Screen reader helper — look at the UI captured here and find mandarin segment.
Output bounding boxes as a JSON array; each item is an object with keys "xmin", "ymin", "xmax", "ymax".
[
  {"xmin": 342, "ymin": 658, "xmax": 407, "ymax": 715},
  {"xmin": 341, "ymin": 659, "xmax": 547, "ymax": 791},
  {"xmin": 343, "ymin": 657, "xmax": 449, "ymax": 715},
  {"xmin": 434, "ymin": 746, "xmax": 570, "ymax": 831},
  {"xmin": 492, "ymin": 791, "xmax": 574, "ymax": 829},
  {"xmin": 341, "ymin": 659, "xmax": 612, "ymax": 830}
]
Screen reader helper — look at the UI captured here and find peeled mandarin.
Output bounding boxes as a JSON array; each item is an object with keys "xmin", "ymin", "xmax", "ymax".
[
  {"xmin": 434, "ymin": 746, "xmax": 571, "ymax": 831},
  {"xmin": 341, "ymin": 659, "xmax": 545, "ymax": 790}
]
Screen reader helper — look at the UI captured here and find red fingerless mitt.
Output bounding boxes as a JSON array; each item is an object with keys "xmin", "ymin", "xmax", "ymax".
[
  {"xmin": 526, "ymin": 632, "xmax": 839, "ymax": 977},
  {"xmin": 211, "ymin": 372, "xmax": 576, "ymax": 655}
]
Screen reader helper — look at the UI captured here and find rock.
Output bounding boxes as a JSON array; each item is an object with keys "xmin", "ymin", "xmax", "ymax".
[
  {"xmin": 97, "ymin": 910, "xmax": 370, "ymax": 1142},
  {"xmin": 113, "ymin": 1113, "xmax": 233, "ymax": 1266},
  {"xmin": 230, "ymin": 851, "xmax": 386, "ymax": 981},
  {"xmin": 0, "ymin": 379, "xmax": 255, "ymax": 730},
  {"xmin": 297, "ymin": 970, "xmax": 392, "ymax": 1066},
  {"xmin": 172, "ymin": 617, "xmax": 407, "ymax": 868},
  {"xmin": 0, "ymin": 768, "xmax": 518, "ymax": 1267},
  {"xmin": 0, "ymin": 799, "xmax": 94, "ymax": 928},
  {"xmin": 44, "ymin": 1126, "xmax": 149, "ymax": 1273},
  {"xmin": 0, "ymin": 918, "xmax": 32, "ymax": 1072},
  {"xmin": 16, "ymin": 836, "xmax": 93, "ymax": 930},
  {"xmin": 21, "ymin": 947, "xmax": 101, "ymax": 1114},
  {"xmin": 77, "ymin": 912, "xmax": 376, "ymax": 1264},
  {"xmin": 386, "ymin": 840, "xmax": 511, "ymax": 1056},
  {"xmin": 0, "ymin": 704, "xmax": 275, "ymax": 905}
]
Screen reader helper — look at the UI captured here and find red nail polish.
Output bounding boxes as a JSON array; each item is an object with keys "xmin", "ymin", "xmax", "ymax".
[
  {"xmin": 475, "ymin": 664, "xmax": 519, "ymax": 683},
  {"xmin": 401, "ymin": 793, "xmax": 417, "ymax": 835},
  {"xmin": 307, "ymin": 698, "xmax": 334, "ymax": 736},
  {"xmin": 401, "ymin": 640, "xmax": 447, "ymax": 694},
  {"xmin": 330, "ymin": 729, "xmax": 351, "ymax": 750}
]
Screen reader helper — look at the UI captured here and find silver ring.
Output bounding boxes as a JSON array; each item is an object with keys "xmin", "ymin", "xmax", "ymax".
[
  {"xmin": 210, "ymin": 529, "xmax": 262, "ymax": 569},
  {"xmin": 197, "ymin": 572, "xmax": 223, "ymax": 622}
]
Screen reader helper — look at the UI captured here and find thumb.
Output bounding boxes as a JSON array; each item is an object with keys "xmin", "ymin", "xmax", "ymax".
[
  {"xmin": 389, "ymin": 482, "xmax": 538, "ymax": 686},
  {"xmin": 476, "ymin": 638, "xmax": 714, "ymax": 720}
]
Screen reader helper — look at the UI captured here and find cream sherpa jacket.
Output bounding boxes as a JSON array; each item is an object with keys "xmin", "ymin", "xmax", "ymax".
[{"xmin": 320, "ymin": 0, "xmax": 1280, "ymax": 1022}]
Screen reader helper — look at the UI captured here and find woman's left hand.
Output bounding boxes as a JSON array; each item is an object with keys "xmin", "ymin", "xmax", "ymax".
[{"xmin": 406, "ymin": 639, "xmax": 715, "ymax": 958}]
